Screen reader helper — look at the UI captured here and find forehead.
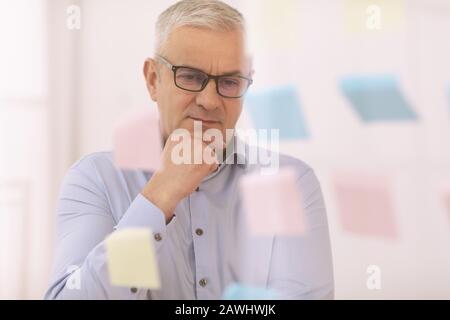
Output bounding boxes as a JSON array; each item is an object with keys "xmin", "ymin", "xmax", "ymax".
[{"xmin": 162, "ymin": 26, "xmax": 251, "ymax": 74}]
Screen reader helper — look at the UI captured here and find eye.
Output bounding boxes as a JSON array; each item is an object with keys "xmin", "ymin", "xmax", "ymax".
[
  {"xmin": 177, "ymin": 69, "xmax": 206, "ymax": 82},
  {"xmin": 221, "ymin": 77, "xmax": 241, "ymax": 87},
  {"xmin": 180, "ymin": 74, "xmax": 195, "ymax": 80},
  {"xmin": 178, "ymin": 72, "xmax": 194, "ymax": 79},
  {"xmin": 225, "ymin": 79, "xmax": 238, "ymax": 85}
]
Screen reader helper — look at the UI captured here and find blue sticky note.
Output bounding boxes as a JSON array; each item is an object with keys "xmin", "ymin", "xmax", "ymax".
[
  {"xmin": 222, "ymin": 283, "xmax": 278, "ymax": 300},
  {"xmin": 340, "ymin": 75, "xmax": 417, "ymax": 122},
  {"xmin": 245, "ymin": 85, "xmax": 309, "ymax": 140}
]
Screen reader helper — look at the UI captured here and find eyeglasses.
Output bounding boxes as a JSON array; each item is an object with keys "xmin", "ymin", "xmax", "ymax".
[{"xmin": 155, "ymin": 55, "xmax": 253, "ymax": 99}]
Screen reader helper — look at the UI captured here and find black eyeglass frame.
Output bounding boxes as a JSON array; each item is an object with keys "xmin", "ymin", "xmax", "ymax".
[{"xmin": 155, "ymin": 55, "xmax": 253, "ymax": 99}]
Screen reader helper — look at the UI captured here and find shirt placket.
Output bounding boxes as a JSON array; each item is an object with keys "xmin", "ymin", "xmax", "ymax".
[{"xmin": 189, "ymin": 187, "xmax": 211, "ymax": 299}]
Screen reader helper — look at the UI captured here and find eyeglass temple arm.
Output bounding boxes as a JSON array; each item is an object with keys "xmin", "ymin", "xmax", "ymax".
[{"xmin": 155, "ymin": 55, "xmax": 173, "ymax": 69}]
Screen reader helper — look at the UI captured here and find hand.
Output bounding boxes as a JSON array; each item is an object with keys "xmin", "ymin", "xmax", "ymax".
[{"xmin": 141, "ymin": 133, "xmax": 220, "ymax": 223}]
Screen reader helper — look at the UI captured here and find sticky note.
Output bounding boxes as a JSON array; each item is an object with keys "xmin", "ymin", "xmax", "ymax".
[
  {"xmin": 333, "ymin": 171, "xmax": 398, "ymax": 239},
  {"xmin": 245, "ymin": 85, "xmax": 309, "ymax": 140},
  {"xmin": 105, "ymin": 228, "xmax": 160, "ymax": 289},
  {"xmin": 344, "ymin": 0, "xmax": 405, "ymax": 33},
  {"xmin": 239, "ymin": 167, "xmax": 307, "ymax": 236},
  {"xmin": 113, "ymin": 108, "xmax": 162, "ymax": 171},
  {"xmin": 245, "ymin": 0, "xmax": 300, "ymax": 51},
  {"xmin": 340, "ymin": 75, "xmax": 417, "ymax": 123},
  {"xmin": 223, "ymin": 283, "xmax": 278, "ymax": 300}
]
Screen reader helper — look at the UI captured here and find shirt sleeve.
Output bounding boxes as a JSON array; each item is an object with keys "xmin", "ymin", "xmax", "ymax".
[
  {"xmin": 267, "ymin": 167, "xmax": 335, "ymax": 300},
  {"xmin": 44, "ymin": 155, "xmax": 167, "ymax": 300}
]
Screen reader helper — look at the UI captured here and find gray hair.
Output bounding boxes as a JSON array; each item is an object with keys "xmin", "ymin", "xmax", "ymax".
[{"xmin": 155, "ymin": 0, "xmax": 246, "ymax": 55}]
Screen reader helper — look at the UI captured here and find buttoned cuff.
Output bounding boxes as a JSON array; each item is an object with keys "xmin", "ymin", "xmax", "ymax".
[{"xmin": 115, "ymin": 193, "xmax": 167, "ymax": 250}]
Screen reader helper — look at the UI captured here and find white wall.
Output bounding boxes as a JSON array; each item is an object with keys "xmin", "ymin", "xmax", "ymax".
[{"xmin": 0, "ymin": 0, "xmax": 52, "ymax": 299}]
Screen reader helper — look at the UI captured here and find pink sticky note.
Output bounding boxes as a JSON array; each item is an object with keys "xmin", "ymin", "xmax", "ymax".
[
  {"xmin": 113, "ymin": 108, "xmax": 162, "ymax": 171},
  {"xmin": 239, "ymin": 167, "xmax": 306, "ymax": 236},
  {"xmin": 333, "ymin": 171, "xmax": 398, "ymax": 239}
]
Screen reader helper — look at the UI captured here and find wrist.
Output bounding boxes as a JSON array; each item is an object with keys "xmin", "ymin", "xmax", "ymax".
[{"xmin": 142, "ymin": 179, "xmax": 179, "ymax": 224}]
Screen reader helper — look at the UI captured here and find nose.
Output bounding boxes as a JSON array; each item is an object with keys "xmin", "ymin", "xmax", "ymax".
[{"xmin": 195, "ymin": 78, "xmax": 222, "ymax": 111}]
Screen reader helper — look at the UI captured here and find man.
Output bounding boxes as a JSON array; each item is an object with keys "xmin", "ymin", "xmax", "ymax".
[{"xmin": 45, "ymin": 0, "xmax": 334, "ymax": 299}]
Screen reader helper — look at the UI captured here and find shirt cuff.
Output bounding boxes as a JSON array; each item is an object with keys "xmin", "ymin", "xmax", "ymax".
[{"xmin": 115, "ymin": 193, "xmax": 167, "ymax": 250}]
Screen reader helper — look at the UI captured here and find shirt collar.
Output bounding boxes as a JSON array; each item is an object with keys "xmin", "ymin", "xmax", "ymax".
[
  {"xmin": 202, "ymin": 133, "xmax": 248, "ymax": 181},
  {"xmin": 221, "ymin": 133, "xmax": 247, "ymax": 169}
]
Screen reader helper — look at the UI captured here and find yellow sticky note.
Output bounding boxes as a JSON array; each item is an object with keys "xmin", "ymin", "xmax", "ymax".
[
  {"xmin": 105, "ymin": 228, "xmax": 160, "ymax": 289},
  {"xmin": 344, "ymin": 0, "xmax": 405, "ymax": 33},
  {"xmin": 246, "ymin": 0, "xmax": 300, "ymax": 51}
]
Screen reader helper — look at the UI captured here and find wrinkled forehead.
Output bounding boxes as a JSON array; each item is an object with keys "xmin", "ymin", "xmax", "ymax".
[{"xmin": 161, "ymin": 26, "xmax": 253, "ymax": 76}]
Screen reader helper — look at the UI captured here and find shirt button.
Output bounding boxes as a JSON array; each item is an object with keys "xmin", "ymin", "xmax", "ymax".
[
  {"xmin": 195, "ymin": 228, "xmax": 204, "ymax": 236},
  {"xmin": 154, "ymin": 233, "xmax": 162, "ymax": 242},
  {"xmin": 130, "ymin": 287, "xmax": 138, "ymax": 294},
  {"xmin": 199, "ymin": 278, "xmax": 208, "ymax": 287}
]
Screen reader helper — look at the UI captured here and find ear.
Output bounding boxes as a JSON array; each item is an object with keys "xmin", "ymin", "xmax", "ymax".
[{"xmin": 143, "ymin": 58, "xmax": 159, "ymax": 102}]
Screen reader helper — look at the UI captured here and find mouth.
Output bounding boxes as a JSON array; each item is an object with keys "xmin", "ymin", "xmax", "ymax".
[{"xmin": 188, "ymin": 116, "xmax": 221, "ymax": 125}]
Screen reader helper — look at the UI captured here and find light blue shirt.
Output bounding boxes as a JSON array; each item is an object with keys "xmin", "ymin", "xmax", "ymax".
[{"xmin": 45, "ymin": 141, "xmax": 334, "ymax": 300}]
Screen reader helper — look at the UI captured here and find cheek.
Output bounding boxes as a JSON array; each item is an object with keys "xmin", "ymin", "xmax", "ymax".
[
  {"xmin": 225, "ymin": 102, "xmax": 243, "ymax": 127},
  {"xmin": 157, "ymin": 89, "xmax": 190, "ymax": 135},
  {"xmin": 168, "ymin": 91, "xmax": 195, "ymax": 128}
]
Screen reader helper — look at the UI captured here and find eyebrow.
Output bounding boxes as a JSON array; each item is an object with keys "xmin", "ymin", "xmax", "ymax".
[{"xmin": 179, "ymin": 63, "xmax": 245, "ymax": 77}]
